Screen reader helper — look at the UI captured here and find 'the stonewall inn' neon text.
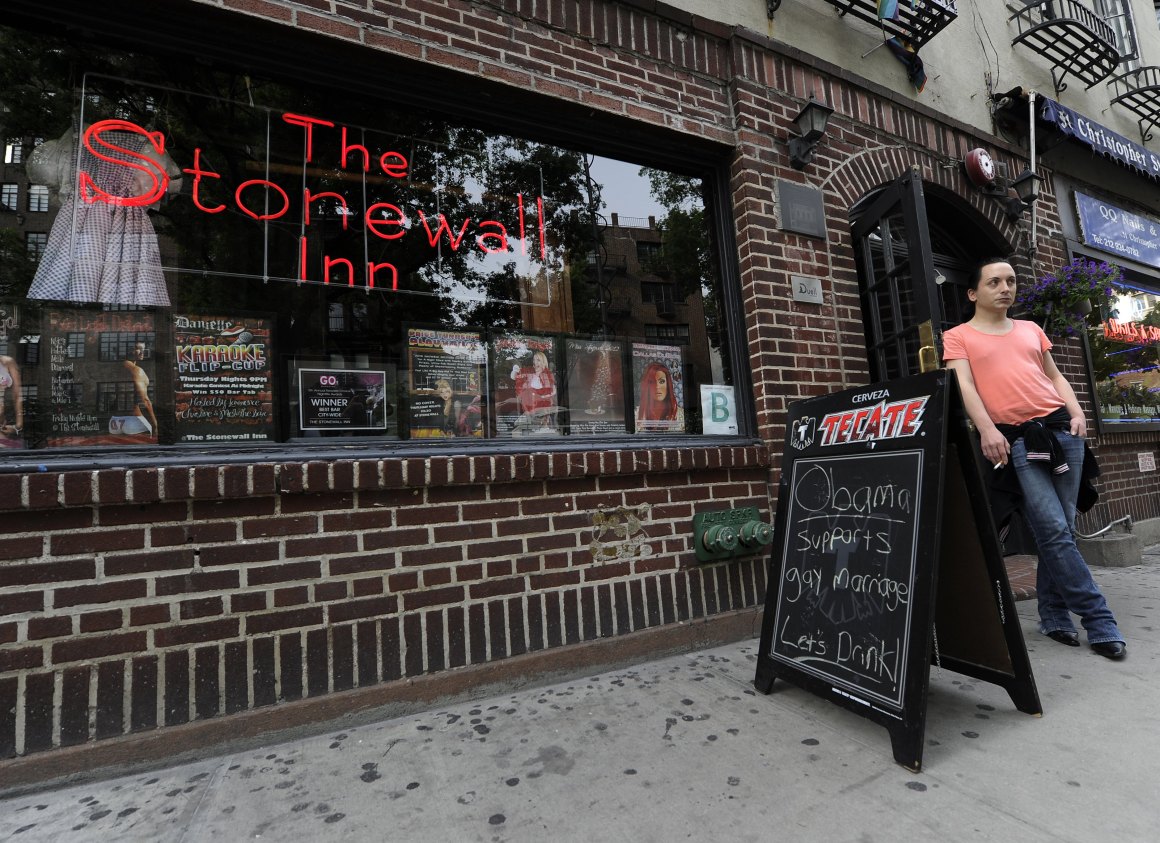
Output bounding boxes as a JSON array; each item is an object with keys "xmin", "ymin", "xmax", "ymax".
[{"xmin": 79, "ymin": 115, "xmax": 549, "ymax": 291}]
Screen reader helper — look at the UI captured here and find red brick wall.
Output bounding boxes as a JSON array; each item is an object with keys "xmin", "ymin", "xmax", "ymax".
[{"xmin": 0, "ymin": 447, "xmax": 771, "ymax": 757}]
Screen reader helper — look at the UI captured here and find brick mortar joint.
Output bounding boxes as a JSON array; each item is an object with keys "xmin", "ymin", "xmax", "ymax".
[{"xmin": 2, "ymin": 446, "xmax": 771, "ymax": 511}]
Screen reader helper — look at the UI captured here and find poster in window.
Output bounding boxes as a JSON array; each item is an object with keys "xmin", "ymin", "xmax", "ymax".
[
  {"xmin": 45, "ymin": 308, "xmax": 159, "ymax": 447},
  {"xmin": 0, "ymin": 304, "xmax": 24, "ymax": 450},
  {"xmin": 492, "ymin": 334, "xmax": 560, "ymax": 437},
  {"xmin": 298, "ymin": 368, "xmax": 390, "ymax": 432},
  {"xmin": 631, "ymin": 342, "xmax": 685, "ymax": 433},
  {"xmin": 564, "ymin": 339, "xmax": 626, "ymax": 435},
  {"xmin": 173, "ymin": 314, "xmax": 274, "ymax": 444},
  {"xmin": 406, "ymin": 327, "xmax": 487, "ymax": 439}
]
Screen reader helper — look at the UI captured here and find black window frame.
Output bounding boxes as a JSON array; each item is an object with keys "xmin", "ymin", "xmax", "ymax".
[
  {"xmin": 3, "ymin": 137, "xmax": 22, "ymax": 164},
  {"xmin": 1, "ymin": 0, "xmax": 756, "ymax": 471},
  {"xmin": 1095, "ymin": 0, "xmax": 1140, "ymax": 65},
  {"xmin": 1071, "ymin": 246, "xmax": 1160, "ymax": 435},
  {"xmin": 27, "ymin": 183, "xmax": 49, "ymax": 213},
  {"xmin": 25, "ymin": 231, "xmax": 47, "ymax": 259}
]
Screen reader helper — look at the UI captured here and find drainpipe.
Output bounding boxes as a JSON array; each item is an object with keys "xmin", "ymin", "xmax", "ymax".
[{"xmin": 1028, "ymin": 90, "xmax": 1037, "ymax": 258}]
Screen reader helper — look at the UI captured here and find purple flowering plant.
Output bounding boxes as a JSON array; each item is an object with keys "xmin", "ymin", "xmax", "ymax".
[{"xmin": 1015, "ymin": 258, "xmax": 1124, "ymax": 338}]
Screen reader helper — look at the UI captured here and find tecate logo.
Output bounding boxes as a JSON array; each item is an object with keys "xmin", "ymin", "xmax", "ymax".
[{"xmin": 818, "ymin": 396, "xmax": 928, "ymax": 447}]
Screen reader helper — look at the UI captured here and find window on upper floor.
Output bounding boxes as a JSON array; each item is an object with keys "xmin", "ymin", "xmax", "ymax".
[
  {"xmin": 3, "ymin": 138, "xmax": 22, "ymax": 164},
  {"xmin": 645, "ymin": 323, "xmax": 690, "ymax": 345},
  {"xmin": 641, "ymin": 282, "xmax": 675, "ymax": 307},
  {"xmin": 28, "ymin": 184, "xmax": 49, "ymax": 213},
  {"xmin": 1095, "ymin": 0, "xmax": 1140, "ymax": 68},
  {"xmin": 636, "ymin": 241, "xmax": 663, "ymax": 263},
  {"xmin": 1, "ymin": 183, "xmax": 17, "ymax": 211},
  {"xmin": 25, "ymin": 231, "xmax": 47, "ymax": 259}
]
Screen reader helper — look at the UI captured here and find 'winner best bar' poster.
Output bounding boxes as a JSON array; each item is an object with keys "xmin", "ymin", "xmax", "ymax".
[
  {"xmin": 298, "ymin": 368, "xmax": 390, "ymax": 432},
  {"xmin": 173, "ymin": 314, "xmax": 274, "ymax": 443}
]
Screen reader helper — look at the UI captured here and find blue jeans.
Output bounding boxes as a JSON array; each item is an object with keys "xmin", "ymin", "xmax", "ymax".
[{"xmin": 1011, "ymin": 431, "xmax": 1123, "ymax": 645}]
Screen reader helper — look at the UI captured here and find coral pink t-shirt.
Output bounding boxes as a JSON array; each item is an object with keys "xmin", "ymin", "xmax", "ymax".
[{"xmin": 942, "ymin": 319, "xmax": 1064, "ymax": 425}]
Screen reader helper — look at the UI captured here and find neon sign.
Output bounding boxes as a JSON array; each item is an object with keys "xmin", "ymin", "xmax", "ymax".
[
  {"xmin": 1103, "ymin": 319, "xmax": 1160, "ymax": 347},
  {"xmin": 80, "ymin": 120, "xmax": 171, "ymax": 207},
  {"xmin": 80, "ymin": 115, "xmax": 549, "ymax": 290}
]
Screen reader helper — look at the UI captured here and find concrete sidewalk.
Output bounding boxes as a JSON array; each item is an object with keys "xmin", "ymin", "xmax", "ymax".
[{"xmin": 1, "ymin": 557, "xmax": 1158, "ymax": 842}]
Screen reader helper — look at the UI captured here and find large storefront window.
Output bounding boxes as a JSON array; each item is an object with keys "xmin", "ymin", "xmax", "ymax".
[
  {"xmin": 1088, "ymin": 276, "xmax": 1160, "ymax": 431},
  {"xmin": 0, "ymin": 25, "xmax": 738, "ymax": 457}
]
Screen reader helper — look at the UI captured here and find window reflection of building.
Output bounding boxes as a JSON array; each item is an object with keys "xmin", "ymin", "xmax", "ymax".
[
  {"xmin": 645, "ymin": 324, "xmax": 690, "ymax": 345},
  {"xmin": 594, "ymin": 214, "xmax": 716, "ymax": 401},
  {"xmin": 27, "ymin": 184, "xmax": 48, "ymax": 212},
  {"xmin": 59, "ymin": 383, "xmax": 83, "ymax": 403},
  {"xmin": 0, "ymin": 26, "xmax": 734, "ymax": 452},
  {"xmin": 3, "ymin": 139, "xmax": 22, "ymax": 164},
  {"xmin": 64, "ymin": 333, "xmax": 85, "ymax": 358},
  {"xmin": 25, "ymin": 231, "xmax": 47, "ymax": 259},
  {"xmin": 96, "ymin": 381, "xmax": 138, "ymax": 413},
  {"xmin": 98, "ymin": 332, "xmax": 153, "ymax": 363},
  {"xmin": 1092, "ymin": 285, "xmax": 1160, "ymax": 429}
]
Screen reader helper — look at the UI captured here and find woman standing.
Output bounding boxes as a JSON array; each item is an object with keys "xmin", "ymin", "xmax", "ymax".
[{"xmin": 943, "ymin": 257, "xmax": 1125, "ymax": 659}]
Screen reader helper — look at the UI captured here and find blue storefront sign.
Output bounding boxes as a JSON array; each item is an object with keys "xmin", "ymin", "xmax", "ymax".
[
  {"xmin": 1041, "ymin": 98, "xmax": 1160, "ymax": 181},
  {"xmin": 1075, "ymin": 192, "xmax": 1160, "ymax": 270}
]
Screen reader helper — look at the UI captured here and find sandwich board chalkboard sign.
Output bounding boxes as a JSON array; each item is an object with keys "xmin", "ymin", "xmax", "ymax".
[{"xmin": 754, "ymin": 370, "xmax": 1041, "ymax": 771}]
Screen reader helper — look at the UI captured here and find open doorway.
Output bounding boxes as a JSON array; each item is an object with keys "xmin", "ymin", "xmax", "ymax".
[{"xmin": 850, "ymin": 173, "xmax": 1010, "ymax": 382}]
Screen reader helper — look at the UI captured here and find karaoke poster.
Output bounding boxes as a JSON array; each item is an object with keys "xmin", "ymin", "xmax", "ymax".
[{"xmin": 173, "ymin": 313, "xmax": 274, "ymax": 443}]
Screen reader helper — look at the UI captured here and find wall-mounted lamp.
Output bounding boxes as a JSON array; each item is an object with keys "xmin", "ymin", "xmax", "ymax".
[
  {"xmin": 990, "ymin": 168, "xmax": 1043, "ymax": 222},
  {"xmin": 787, "ymin": 95, "xmax": 834, "ymax": 170}
]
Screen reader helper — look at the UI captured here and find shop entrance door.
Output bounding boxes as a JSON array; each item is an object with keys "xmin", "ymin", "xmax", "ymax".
[{"xmin": 851, "ymin": 167, "xmax": 944, "ymax": 382}]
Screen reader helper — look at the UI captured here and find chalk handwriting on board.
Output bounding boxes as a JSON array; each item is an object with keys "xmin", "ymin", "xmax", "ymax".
[{"xmin": 770, "ymin": 450, "xmax": 923, "ymax": 708}]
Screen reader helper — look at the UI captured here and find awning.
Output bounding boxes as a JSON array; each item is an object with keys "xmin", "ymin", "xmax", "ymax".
[{"xmin": 1040, "ymin": 97, "xmax": 1160, "ymax": 181}]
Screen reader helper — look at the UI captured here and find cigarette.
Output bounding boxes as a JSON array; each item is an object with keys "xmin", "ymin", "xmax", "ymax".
[{"xmin": 994, "ymin": 462, "xmax": 1004, "ymax": 470}]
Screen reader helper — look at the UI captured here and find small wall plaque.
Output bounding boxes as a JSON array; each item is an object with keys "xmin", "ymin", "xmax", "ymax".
[
  {"xmin": 791, "ymin": 274, "xmax": 824, "ymax": 304},
  {"xmin": 778, "ymin": 180, "xmax": 827, "ymax": 239}
]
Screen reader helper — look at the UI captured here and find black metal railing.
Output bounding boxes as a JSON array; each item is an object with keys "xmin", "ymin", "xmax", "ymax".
[
  {"xmin": 1009, "ymin": 0, "xmax": 1118, "ymax": 94},
  {"xmin": 1109, "ymin": 65, "xmax": 1160, "ymax": 143},
  {"xmin": 821, "ymin": 0, "xmax": 959, "ymax": 50}
]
